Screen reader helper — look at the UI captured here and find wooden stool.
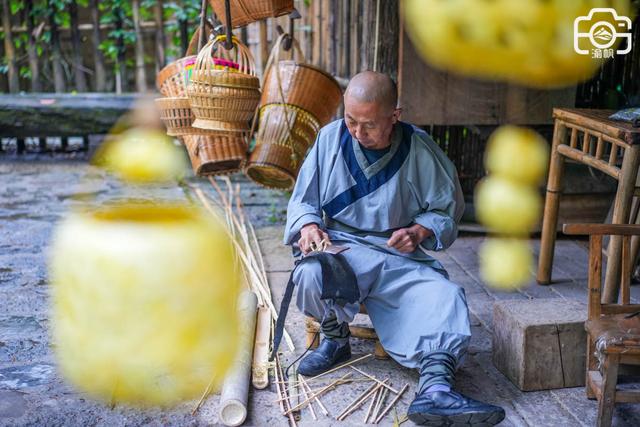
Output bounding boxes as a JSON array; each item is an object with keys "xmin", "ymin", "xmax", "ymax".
[
  {"xmin": 305, "ymin": 304, "xmax": 390, "ymax": 360},
  {"xmin": 537, "ymin": 108, "xmax": 640, "ymax": 303}
]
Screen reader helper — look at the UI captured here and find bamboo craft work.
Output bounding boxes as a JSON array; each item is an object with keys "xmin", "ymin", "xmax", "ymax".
[
  {"xmin": 182, "ymin": 134, "xmax": 247, "ymax": 176},
  {"xmin": 188, "ymin": 35, "xmax": 261, "ymax": 133},
  {"xmin": 246, "ymin": 33, "xmax": 341, "ymax": 190},
  {"xmin": 208, "ymin": 0, "xmax": 294, "ymax": 28}
]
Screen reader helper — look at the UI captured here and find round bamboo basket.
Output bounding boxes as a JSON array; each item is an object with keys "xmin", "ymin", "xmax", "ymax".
[
  {"xmin": 183, "ymin": 134, "xmax": 248, "ymax": 176},
  {"xmin": 245, "ymin": 104, "xmax": 320, "ymax": 190},
  {"xmin": 188, "ymin": 36, "xmax": 261, "ymax": 133},
  {"xmin": 156, "ymin": 55, "xmax": 197, "ymax": 98},
  {"xmin": 155, "ymin": 97, "xmax": 220, "ymax": 137},
  {"xmin": 261, "ymin": 34, "xmax": 341, "ymax": 126},
  {"xmin": 208, "ymin": 0, "xmax": 294, "ymax": 28}
]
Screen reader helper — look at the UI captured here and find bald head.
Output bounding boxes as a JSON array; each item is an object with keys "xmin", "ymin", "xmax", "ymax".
[{"xmin": 344, "ymin": 71, "xmax": 398, "ymax": 112}]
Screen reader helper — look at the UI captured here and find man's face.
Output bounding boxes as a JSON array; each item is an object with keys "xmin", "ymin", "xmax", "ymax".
[{"xmin": 343, "ymin": 96, "xmax": 399, "ymax": 150}]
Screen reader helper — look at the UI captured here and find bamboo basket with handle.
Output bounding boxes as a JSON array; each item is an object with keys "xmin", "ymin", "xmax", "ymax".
[
  {"xmin": 188, "ymin": 35, "xmax": 261, "ymax": 133},
  {"xmin": 182, "ymin": 134, "xmax": 248, "ymax": 176},
  {"xmin": 208, "ymin": 0, "xmax": 294, "ymax": 29},
  {"xmin": 245, "ymin": 33, "xmax": 340, "ymax": 190}
]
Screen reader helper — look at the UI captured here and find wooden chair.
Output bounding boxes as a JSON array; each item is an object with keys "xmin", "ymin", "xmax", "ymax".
[
  {"xmin": 305, "ymin": 304, "xmax": 389, "ymax": 359},
  {"xmin": 563, "ymin": 223, "xmax": 640, "ymax": 427}
]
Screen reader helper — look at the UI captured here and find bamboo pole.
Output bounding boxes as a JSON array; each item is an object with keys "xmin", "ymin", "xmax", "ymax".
[
  {"xmin": 154, "ymin": 0, "xmax": 166, "ymax": 74},
  {"xmin": 1, "ymin": 0, "xmax": 19, "ymax": 92},
  {"xmin": 218, "ymin": 291, "xmax": 259, "ymax": 427},
  {"xmin": 47, "ymin": 0, "xmax": 65, "ymax": 92},
  {"xmin": 24, "ymin": 0, "xmax": 41, "ymax": 92},
  {"xmin": 252, "ymin": 305, "xmax": 270, "ymax": 389},
  {"xmin": 89, "ymin": 0, "xmax": 106, "ymax": 91},
  {"xmin": 69, "ymin": 0, "xmax": 88, "ymax": 92},
  {"xmin": 132, "ymin": 0, "xmax": 148, "ymax": 92}
]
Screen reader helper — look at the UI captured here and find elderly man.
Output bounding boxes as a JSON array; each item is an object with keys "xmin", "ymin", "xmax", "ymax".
[{"xmin": 283, "ymin": 71, "xmax": 505, "ymax": 425}]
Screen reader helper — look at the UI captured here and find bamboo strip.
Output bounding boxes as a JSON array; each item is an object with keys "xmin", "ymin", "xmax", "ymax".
[
  {"xmin": 337, "ymin": 380, "xmax": 387, "ymax": 421},
  {"xmin": 364, "ymin": 387, "xmax": 379, "ymax": 423},
  {"xmin": 373, "ymin": 384, "xmax": 410, "ymax": 424},
  {"xmin": 303, "ymin": 354, "xmax": 372, "ymax": 384},
  {"xmin": 298, "ymin": 375, "xmax": 317, "ymax": 421},
  {"xmin": 299, "ymin": 376, "xmax": 329, "ymax": 416},
  {"xmin": 371, "ymin": 386, "xmax": 389, "ymax": 422},
  {"xmin": 276, "ymin": 354, "xmax": 299, "ymax": 427},
  {"xmin": 350, "ymin": 366, "xmax": 399, "ymax": 394},
  {"xmin": 285, "ymin": 373, "xmax": 352, "ymax": 414}
]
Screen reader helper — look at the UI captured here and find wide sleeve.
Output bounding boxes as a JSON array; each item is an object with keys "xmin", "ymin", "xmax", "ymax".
[
  {"xmin": 283, "ymin": 132, "xmax": 325, "ymax": 245},
  {"xmin": 412, "ymin": 137, "xmax": 465, "ymax": 252}
]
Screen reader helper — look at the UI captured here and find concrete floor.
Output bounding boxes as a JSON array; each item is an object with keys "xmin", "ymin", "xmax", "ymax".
[{"xmin": 2, "ymin": 160, "xmax": 640, "ymax": 426}]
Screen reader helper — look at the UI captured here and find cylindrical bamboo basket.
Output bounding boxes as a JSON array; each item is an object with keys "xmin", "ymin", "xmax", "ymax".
[
  {"xmin": 183, "ymin": 134, "xmax": 248, "ymax": 176},
  {"xmin": 188, "ymin": 36, "xmax": 261, "ymax": 133},
  {"xmin": 261, "ymin": 61, "xmax": 342, "ymax": 126},
  {"xmin": 156, "ymin": 55, "xmax": 197, "ymax": 98},
  {"xmin": 208, "ymin": 0, "xmax": 294, "ymax": 28},
  {"xmin": 245, "ymin": 104, "xmax": 320, "ymax": 190}
]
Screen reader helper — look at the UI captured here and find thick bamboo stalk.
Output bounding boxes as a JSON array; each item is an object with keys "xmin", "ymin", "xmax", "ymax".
[
  {"xmin": 132, "ymin": 0, "xmax": 148, "ymax": 92},
  {"xmin": 89, "ymin": 0, "xmax": 106, "ymax": 91},
  {"xmin": 252, "ymin": 305, "xmax": 270, "ymax": 389},
  {"xmin": 154, "ymin": 0, "xmax": 166, "ymax": 74},
  {"xmin": 69, "ymin": 0, "xmax": 88, "ymax": 92},
  {"xmin": 218, "ymin": 291, "xmax": 258, "ymax": 427},
  {"xmin": 24, "ymin": 0, "xmax": 40, "ymax": 92},
  {"xmin": 1, "ymin": 0, "xmax": 19, "ymax": 92}
]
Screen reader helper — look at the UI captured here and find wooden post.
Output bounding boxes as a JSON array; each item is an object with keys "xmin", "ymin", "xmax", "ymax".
[
  {"xmin": 47, "ymin": 0, "xmax": 66, "ymax": 93},
  {"xmin": 597, "ymin": 353, "xmax": 620, "ymax": 427},
  {"xmin": 114, "ymin": 6, "xmax": 126, "ymax": 94},
  {"xmin": 603, "ymin": 144, "xmax": 640, "ymax": 303},
  {"xmin": 69, "ymin": 0, "xmax": 88, "ymax": 92},
  {"xmin": 312, "ymin": 0, "xmax": 321, "ymax": 68},
  {"xmin": 25, "ymin": 0, "xmax": 41, "ymax": 92},
  {"xmin": 377, "ymin": 0, "xmax": 399, "ymax": 79},
  {"xmin": 2, "ymin": 0, "xmax": 19, "ymax": 92},
  {"xmin": 154, "ymin": 0, "xmax": 166, "ymax": 74},
  {"xmin": 89, "ymin": 0, "xmax": 107, "ymax": 92},
  {"xmin": 132, "ymin": 0, "xmax": 147, "ymax": 92},
  {"xmin": 536, "ymin": 121, "xmax": 567, "ymax": 285},
  {"xmin": 259, "ymin": 21, "xmax": 268, "ymax": 76}
]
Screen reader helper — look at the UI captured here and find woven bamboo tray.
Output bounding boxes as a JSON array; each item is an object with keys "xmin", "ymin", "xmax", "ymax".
[
  {"xmin": 183, "ymin": 134, "xmax": 248, "ymax": 176},
  {"xmin": 208, "ymin": 0, "xmax": 294, "ymax": 28}
]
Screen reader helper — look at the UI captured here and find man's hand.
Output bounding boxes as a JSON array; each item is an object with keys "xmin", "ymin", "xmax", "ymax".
[
  {"xmin": 387, "ymin": 224, "xmax": 433, "ymax": 253},
  {"xmin": 298, "ymin": 223, "xmax": 331, "ymax": 255}
]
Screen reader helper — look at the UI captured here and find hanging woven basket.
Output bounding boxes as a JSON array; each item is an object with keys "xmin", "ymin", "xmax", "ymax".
[
  {"xmin": 188, "ymin": 35, "xmax": 261, "ymax": 133},
  {"xmin": 208, "ymin": 0, "xmax": 294, "ymax": 28},
  {"xmin": 156, "ymin": 56, "xmax": 197, "ymax": 98},
  {"xmin": 246, "ymin": 103, "xmax": 320, "ymax": 189},
  {"xmin": 183, "ymin": 134, "xmax": 248, "ymax": 176},
  {"xmin": 155, "ymin": 97, "xmax": 219, "ymax": 137},
  {"xmin": 245, "ymin": 34, "xmax": 338, "ymax": 190}
]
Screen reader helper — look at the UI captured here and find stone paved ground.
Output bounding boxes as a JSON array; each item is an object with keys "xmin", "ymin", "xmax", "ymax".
[{"xmin": 2, "ymin": 160, "xmax": 640, "ymax": 426}]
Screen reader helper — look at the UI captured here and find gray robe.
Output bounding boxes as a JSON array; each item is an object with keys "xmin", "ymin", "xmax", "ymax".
[{"xmin": 284, "ymin": 119, "xmax": 471, "ymax": 369}]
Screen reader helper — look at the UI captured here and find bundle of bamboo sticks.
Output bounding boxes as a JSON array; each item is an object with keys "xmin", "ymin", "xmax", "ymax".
[{"xmin": 273, "ymin": 353, "xmax": 410, "ymax": 425}]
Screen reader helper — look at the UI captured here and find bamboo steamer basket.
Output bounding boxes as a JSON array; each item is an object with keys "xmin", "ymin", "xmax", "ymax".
[
  {"xmin": 155, "ymin": 97, "xmax": 219, "ymax": 137},
  {"xmin": 188, "ymin": 35, "xmax": 261, "ymax": 133},
  {"xmin": 208, "ymin": 0, "xmax": 294, "ymax": 28},
  {"xmin": 246, "ymin": 103, "xmax": 320, "ymax": 189},
  {"xmin": 260, "ymin": 33, "xmax": 341, "ymax": 126},
  {"xmin": 183, "ymin": 134, "xmax": 248, "ymax": 176}
]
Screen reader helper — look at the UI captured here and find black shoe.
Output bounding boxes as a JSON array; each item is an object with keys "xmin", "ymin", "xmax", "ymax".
[
  {"xmin": 407, "ymin": 390, "xmax": 505, "ymax": 426},
  {"xmin": 297, "ymin": 338, "xmax": 351, "ymax": 377}
]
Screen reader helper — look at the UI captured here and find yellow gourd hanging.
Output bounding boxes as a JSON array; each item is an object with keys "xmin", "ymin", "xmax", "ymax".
[
  {"xmin": 49, "ymin": 128, "xmax": 240, "ymax": 405},
  {"xmin": 403, "ymin": 0, "xmax": 632, "ymax": 87}
]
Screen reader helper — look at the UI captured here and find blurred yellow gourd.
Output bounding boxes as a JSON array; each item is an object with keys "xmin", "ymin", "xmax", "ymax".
[
  {"xmin": 403, "ymin": 0, "xmax": 631, "ymax": 87},
  {"xmin": 475, "ymin": 176, "xmax": 542, "ymax": 235},
  {"xmin": 485, "ymin": 126, "xmax": 549, "ymax": 185},
  {"xmin": 50, "ymin": 203, "xmax": 240, "ymax": 405},
  {"xmin": 480, "ymin": 238, "xmax": 533, "ymax": 290},
  {"xmin": 95, "ymin": 128, "xmax": 186, "ymax": 183}
]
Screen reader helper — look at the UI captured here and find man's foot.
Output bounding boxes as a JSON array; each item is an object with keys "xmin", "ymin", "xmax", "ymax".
[
  {"xmin": 407, "ymin": 390, "xmax": 505, "ymax": 426},
  {"xmin": 297, "ymin": 338, "xmax": 351, "ymax": 377}
]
